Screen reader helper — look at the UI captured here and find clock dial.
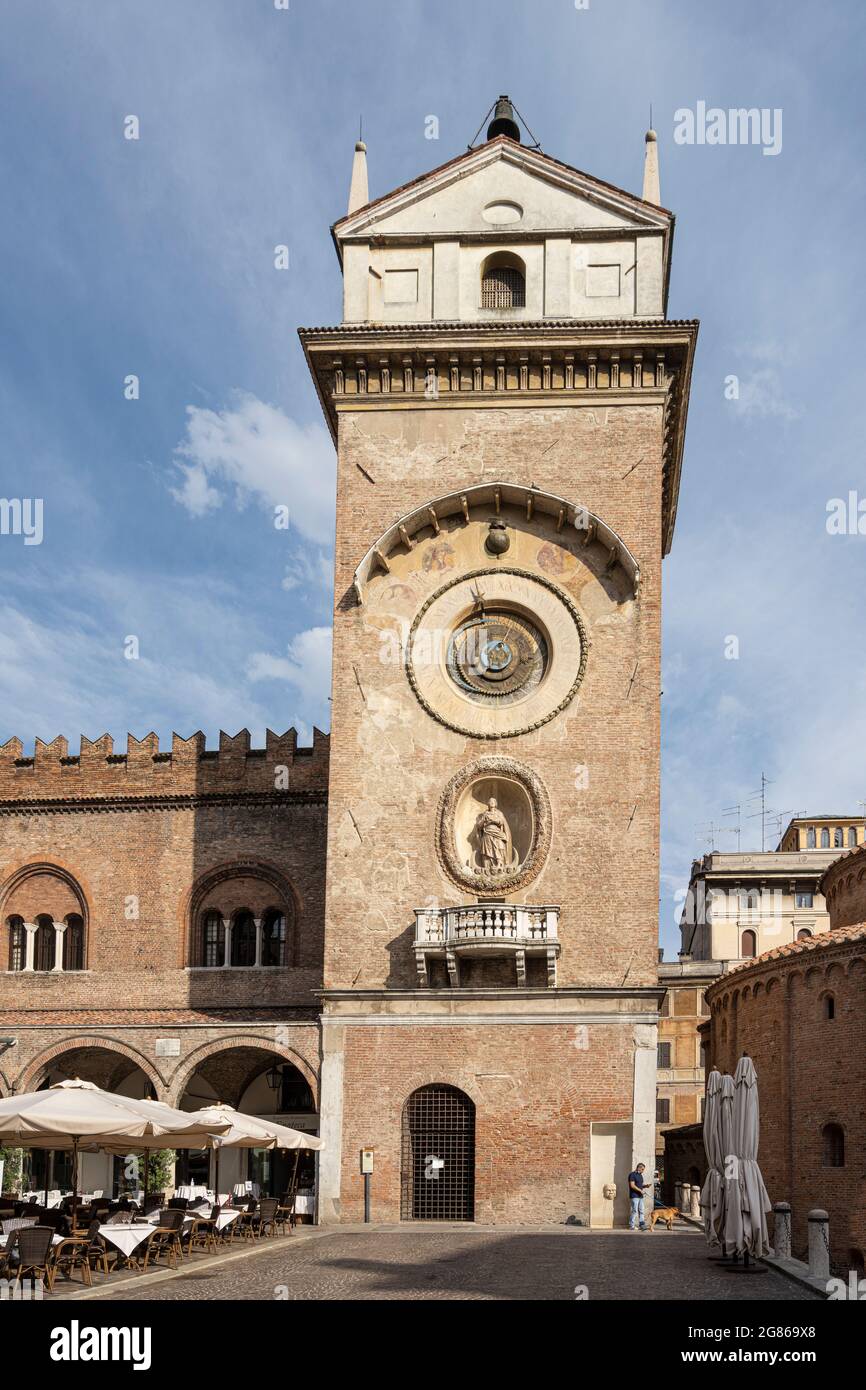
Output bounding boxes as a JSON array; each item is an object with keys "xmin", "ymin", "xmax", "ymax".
[{"xmin": 447, "ymin": 612, "xmax": 548, "ymax": 703}]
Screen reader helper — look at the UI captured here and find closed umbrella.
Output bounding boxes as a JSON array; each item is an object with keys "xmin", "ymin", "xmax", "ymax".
[
  {"xmin": 722, "ymin": 1056, "xmax": 772, "ymax": 1260},
  {"xmin": 184, "ymin": 1103, "xmax": 324, "ymax": 1201},
  {"xmin": 699, "ymin": 1069, "xmax": 725, "ymax": 1246}
]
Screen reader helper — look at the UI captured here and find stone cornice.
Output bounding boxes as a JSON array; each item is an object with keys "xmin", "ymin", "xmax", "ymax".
[
  {"xmin": 300, "ymin": 318, "xmax": 698, "ymax": 556},
  {"xmin": 0, "ymin": 791, "xmax": 328, "ymax": 816}
]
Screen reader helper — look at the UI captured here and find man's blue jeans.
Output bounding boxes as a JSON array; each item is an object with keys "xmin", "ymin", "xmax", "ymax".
[{"xmin": 629, "ymin": 1195, "xmax": 646, "ymax": 1229}]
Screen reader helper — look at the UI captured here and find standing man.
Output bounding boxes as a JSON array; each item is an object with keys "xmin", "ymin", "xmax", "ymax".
[{"xmin": 627, "ymin": 1162, "xmax": 650, "ymax": 1231}]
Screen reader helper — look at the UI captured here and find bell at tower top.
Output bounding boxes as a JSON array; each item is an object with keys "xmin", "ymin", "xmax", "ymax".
[{"xmin": 486, "ymin": 95, "xmax": 521, "ymax": 143}]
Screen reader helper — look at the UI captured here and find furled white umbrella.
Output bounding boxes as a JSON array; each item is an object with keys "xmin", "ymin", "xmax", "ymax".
[
  {"xmin": 722, "ymin": 1056, "xmax": 772, "ymax": 1259},
  {"xmin": 184, "ymin": 1103, "xmax": 324, "ymax": 1200},
  {"xmin": 699, "ymin": 1069, "xmax": 725, "ymax": 1246}
]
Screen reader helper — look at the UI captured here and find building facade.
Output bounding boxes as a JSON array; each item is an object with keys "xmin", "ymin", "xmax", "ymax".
[
  {"xmin": 704, "ymin": 841, "xmax": 866, "ymax": 1271},
  {"xmin": 302, "ymin": 103, "xmax": 696, "ymax": 1226},
  {"xmin": 2, "ymin": 101, "xmax": 699, "ymax": 1225},
  {"xmin": 0, "ymin": 731, "xmax": 327, "ymax": 1196},
  {"xmin": 655, "ymin": 957, "xmax": 721, "ymax": 1170}
]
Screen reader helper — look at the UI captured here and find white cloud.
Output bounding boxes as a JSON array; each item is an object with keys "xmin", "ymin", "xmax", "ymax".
[
  {"xmin": 729, "ymin": 368, "xmax": 801, "ymax": 421},
  {"xmin": 170, "ymin": 393, "xmax": 336, "ymax": 546},
  {"xmin": 248, "ymin": 626, "xmax": 333, "ymax": 715}
]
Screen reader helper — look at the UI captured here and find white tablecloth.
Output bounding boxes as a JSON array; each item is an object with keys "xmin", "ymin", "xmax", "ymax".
[
  {"xmin": 98, "ymin": 1223, "xmax": 157, "ymax": 1258},
  {"xmin": 214, "ymin": 1210, "xmax": 241, "ymax": 1232},
  {"xmin": 295, "ymin": 1193, "xmax": 315, "ymax": 1216}
]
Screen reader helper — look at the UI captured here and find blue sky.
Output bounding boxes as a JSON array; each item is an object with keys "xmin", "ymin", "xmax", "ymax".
[{"xmin": 1, "ymin": 0, "xmax": 864, "ymax": 956}]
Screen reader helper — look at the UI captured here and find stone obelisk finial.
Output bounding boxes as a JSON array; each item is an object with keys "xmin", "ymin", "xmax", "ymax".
[
  {"xmin": 348, "ymin": 135, "xmax": 369, "ymax": 216},
  {"xmin": 642, "ymin": 127, "xmax": 660, "ymax": 205}
]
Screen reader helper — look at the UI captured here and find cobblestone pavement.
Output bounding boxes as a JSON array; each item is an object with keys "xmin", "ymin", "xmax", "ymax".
[{"xmin": 98, "ymin": 1224, "xmax": 819, "ymax": 1301}]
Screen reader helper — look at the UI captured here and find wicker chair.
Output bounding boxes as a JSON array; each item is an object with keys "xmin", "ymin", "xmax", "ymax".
[
  {"xmin": 186, "ymin": 1203, "xmax": 221, "ymax": 1254},
  {"xmin": 50, "ymin": 1220, "xmax": 115, "ymax": 1288},
  {"xmin": 252, "ymin": 1197, "xmax": 280, "ymax": 1239},
  {"xmin": 143, "ymin": 1208, "xmax": 185, "ymax": 1270},
  {"xmin": 275, "ymin": 1190, "xmax": 297, "ymax": 1236},
  {"xmin": 8, "ymin": 1225, "xmax": 55, "ymax": 1290}
]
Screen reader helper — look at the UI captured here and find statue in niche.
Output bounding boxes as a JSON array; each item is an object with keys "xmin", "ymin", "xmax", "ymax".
[{"xmin": 474, "ymin": 797, "xmax": 513, "ymax": 873}]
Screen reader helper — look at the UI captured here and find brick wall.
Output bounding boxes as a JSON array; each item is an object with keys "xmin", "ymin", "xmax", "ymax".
[
  {"xmin": 336, "ymin": 1021, "xmax": 637, "ymax": 1225},
  {"xmin": 707, "ymin": 938, "xmax": 866, "ymax": 1270}
]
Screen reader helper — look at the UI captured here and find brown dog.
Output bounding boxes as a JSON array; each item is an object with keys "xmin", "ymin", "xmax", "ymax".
[{"xmin": 649, "ymin": 1206, "xmax": 680, "ymax": 1231}]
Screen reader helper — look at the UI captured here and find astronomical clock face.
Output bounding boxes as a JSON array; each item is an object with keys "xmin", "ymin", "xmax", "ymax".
[
  {"xmin": 446, "ymin": 611, "xmax": 548, "ymax": 705},
  {"xmin": 406, "ymin": 567, "xmax": 588, "ymax": 739}
]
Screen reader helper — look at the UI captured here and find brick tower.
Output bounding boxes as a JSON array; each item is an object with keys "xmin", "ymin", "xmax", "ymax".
[{"xmin": 301, "ymin": 100, "xmax": 697, "ymax": 1225}]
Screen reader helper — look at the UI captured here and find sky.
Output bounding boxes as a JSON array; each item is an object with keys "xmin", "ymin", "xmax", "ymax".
[{"xmin": 1, "ymin": 0, "xmax": 864, "ymax": 958}]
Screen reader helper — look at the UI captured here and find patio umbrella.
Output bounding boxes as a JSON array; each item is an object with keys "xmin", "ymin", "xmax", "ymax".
[
  {"xmin": 0, "ymin": 1079, "xmax": 231, "ymax": 1217},
  {"xmin": 722, "ymin": 1056, "xmax": 772, "ymax": 1259},
  {"xmin": 184, "ymin": 1103, "xmax": 324, "ymax": 1199},
  {"xmin": 699, "ymin": 1069, "xmax": 725, "ymax": 1246}
]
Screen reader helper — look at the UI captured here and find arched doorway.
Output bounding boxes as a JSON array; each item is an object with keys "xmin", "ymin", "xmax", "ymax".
[
  {"xmin": 20, "ymin": 1044, "xmax": 159, "ymax": 1200},
  {"xmin": 401, "ymin": 1085, "xmax": 475, "ymax": 1221},
  {"xmin": 175, "ymin": 1044, "xmax": 318, "ymax": 1200}
]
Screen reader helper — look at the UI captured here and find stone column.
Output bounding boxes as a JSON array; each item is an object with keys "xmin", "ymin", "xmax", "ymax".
[
  {"xmin": 221, "ymin": 917, "xmax": 231, "ymax": 968},
  {"xmin": 807, "ymin": 1209, "xmax": 830, "ymax": 1282},
  {"xmin": 254, "ymin": 917, "xmax": 263, "ymax": 968},
  {"xmin": 773, "ymin": 1201, "xmax": 792, "ymax": 1259},
  {"xmin": 52, "ymin": 921, "xmax": 67, "ymax": 972},
  {"xmin": 631, "ymin": 1023, "xmax": 657, "ymax": 1175},
  {"xmin": 690, "ymin": 1184, "xmax": 701, "ymax": 1219},
  {"xmin": 317, "ymin": 1020, "xmax": 346, "ymax": 1226},
  {"xmin": 23, "ymin": 922, "xmax": 37, "ymax": 972}
]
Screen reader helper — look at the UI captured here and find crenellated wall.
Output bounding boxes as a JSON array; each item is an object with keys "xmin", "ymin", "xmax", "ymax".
[{"xmin": 0, "ymin": 728, "xmax": 329, "ymax": 802}]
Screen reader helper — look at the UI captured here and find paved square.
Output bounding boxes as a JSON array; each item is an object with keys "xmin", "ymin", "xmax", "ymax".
[{"xmin": 98, "ymin": 1225, "xmax": 819, "ymax": 1301}]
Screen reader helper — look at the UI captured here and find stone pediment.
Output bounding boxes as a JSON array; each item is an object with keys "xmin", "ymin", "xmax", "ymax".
[{"xmin": 334, "ymin": 137, "xmax": 671, "ymax": 247}]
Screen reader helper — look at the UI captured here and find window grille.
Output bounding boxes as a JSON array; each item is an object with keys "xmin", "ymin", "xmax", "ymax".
[
  {"xmin": 34, "ymin": 916, "xmax": 55, "ymax": 972},
  {"xmin": 64, "ymin": 915, "xmax": 84, "ymax": 971},
  {"xmin": 201, "ymin": 911, "xmax": 224, "ymax": 967},
  {"xmin": 8, "ymin": 917, "xmax": 25, "ymax": 971},
  {"xmin": 401, "ymin": 1085, "xmax": 475, "ymax": 1221},
  {"xmin": 262, "ymin": 909, "xmax": 287, "ymax": 967},
  {"xmin": 481, "ymin": 265, "xmax": 525, "ymax": 309}
]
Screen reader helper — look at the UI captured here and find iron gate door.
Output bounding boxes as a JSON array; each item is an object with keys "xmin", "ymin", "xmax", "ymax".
[{"xmin": 401, "ymin": 1084, "xmax": 475, "ymax": 1221}]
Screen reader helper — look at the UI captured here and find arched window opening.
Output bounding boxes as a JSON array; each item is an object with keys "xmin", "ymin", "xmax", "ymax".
[
  {"xmin": 834, "ymin": 827, "xmax": 844, "ymax": 848},
  {"xmin": 820, "ymin": 828, "xmax": 830, "ymax": 848},
  {"xmin": 8, "ymin": 916, "xmax": 25, "ymax": 972},
  {"xmin": 262, "ymin": 908, "xmax": 288, "ymax": 968},
  {"xmin": 848, "ymin": 827, "xmax": 857, "ymax": 847},
  {"xmin": 796, "ymin": 928, "xmax": 812, "ymax": 942},
  {"xmin": 34, "ymin": 915, "xmax": 55, "ymax": 972},
  {"xmin": 401, "ymin": 1084, "xmax": 475, "ymax": 1221},
  {"xmin": 740, "ymin": 929, "xmax": 757, "ymax": 959},
  {"xmin": 231, "ymin": 911, "xmax": 257, "ymax": 968},
  {"xmin": 823, "ymin": 993, "xmax": 835, "ymax": 1021},
  {"xmin": 806, "ymin": 827, "xmax": 816, "ymax": 848},
  {"xmin": 821, "ymin": 1123, "xmax": 844, "ymax": 1167},
  {"xmin": 480, "ymin": 253, "xmax": 526, "ymax": 309},
  {"xmin": 63, "ymin": 914, "xmax": 84, "ymax": 971},
  {"xmin": 200, "ymin": 910, "xmax": 224, "ymax": 968}
]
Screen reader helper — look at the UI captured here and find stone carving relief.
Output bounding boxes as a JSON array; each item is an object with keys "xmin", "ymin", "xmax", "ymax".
[{"xmin": 437, "ymin": 757, "xmax": 552, "ymax": 893}]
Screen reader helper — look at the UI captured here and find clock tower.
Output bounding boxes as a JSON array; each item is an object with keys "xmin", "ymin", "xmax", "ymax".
[{"xmin": 301, "ymin": 100, "xmax": 697, "ymax": 1225}]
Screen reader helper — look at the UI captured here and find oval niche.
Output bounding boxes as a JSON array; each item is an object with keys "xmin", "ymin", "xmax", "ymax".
[
  {"xmin": 436, "ymin": 756, "xmax": 552, "ymax": 894},
  {"xmin": 482, "ymin": 200, "xmax": 523, "ymax": 225}
]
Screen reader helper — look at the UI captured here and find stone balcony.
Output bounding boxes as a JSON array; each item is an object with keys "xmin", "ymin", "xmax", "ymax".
[{"xmin": 413, "ymin": 903, "xmax": 560, "ymax": 987}]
